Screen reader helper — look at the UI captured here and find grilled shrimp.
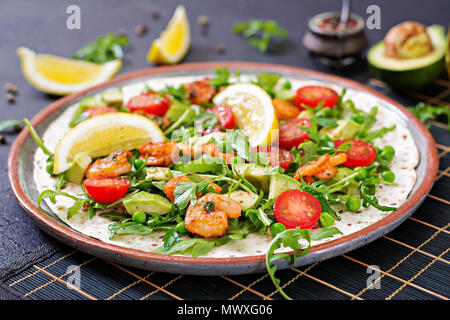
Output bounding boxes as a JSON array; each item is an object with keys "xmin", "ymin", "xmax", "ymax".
[
  {"xmin": 164, "ymin": 175, "xmax": 222, "ymax": 202},
  {"xmin": 85, "ymin": 150, "xmax": 131, "ymax": 178},
  {"xmin": 139, "ymin": 141, "xmax": 178, "ymax": 166},
  {"xmin": 295, "ymin": 153, "xmax": 347, "ymax": 183},
  {"xmin": 185, "ymin": 193, "xmax": 241, "ymax": 238},
  {"xmin": 185, "ymin": 78, "xmax": 217, "ymax": 105}
]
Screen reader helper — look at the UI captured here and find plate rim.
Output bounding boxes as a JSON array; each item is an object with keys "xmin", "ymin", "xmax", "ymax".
[{"xmin": 7, "ymin": 61, "xmax": 438, "ymax": 270}]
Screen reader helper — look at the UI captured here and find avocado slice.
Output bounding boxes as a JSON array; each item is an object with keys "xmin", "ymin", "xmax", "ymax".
[
  {"xmin": 79, "ymin": 96, "xmax": 102, "ymax": 109},
  {"xmin": 64, "ymin": 154, "xmax": 92, "ymax": 184},
  {"xmin": 367, "ymin": 25, "xmax": 446, "ymax": 89},
  {"xmin": 320, "ymin": 119, "xmax": 361, "ymax": 140},
  {"xmin": 164, "ymin": 100, "xmax": 190, "ymax": 122},
  {"xmin": 268, "ymin": 173, "xmax": 301, "ymax": 199},
  {"xmin": 234, "ymin": 164, "xmax": 271, "ymax": 193},
  {"xmin": 123, "ymin": 191, "xmax": 172, "ymax": 215},
  {"xmin": 101, "ymin": 88, "xmax": 123, "ymax": 107},
  {"xmin": 229, "ymin": 190, "xmax": 259, "ymax": 211},
  {"xmin": 145, "ymin": 167, "xmax": 173, "ymax": 181}
]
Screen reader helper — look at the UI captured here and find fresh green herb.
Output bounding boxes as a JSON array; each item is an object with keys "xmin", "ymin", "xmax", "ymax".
[
  {"xmin": 203, "ymin": 201, "xmax": 215, "ymax": 212},
  {"xmin": 255, "ymin": 73, "xmax": 282, "ymax": 97},
  {"xmin": 0, "ymin": 120, "xmax": 21, "ymax": 132},
  {"xmin": 173, "ymin": 176, "xmax": 220, "ymax": 210},
  {"xmin": 210, "ymin": 66, "xmax": 230, "ymax": 88},
  {"xmin": 232, "ymin": 19, "xmax": 288, "ymax": 52},
  {"xmin": 266, "ymin": 226, "xmax": 342, "ymax": 300},
  {"xmin": 72, "ymin": 33, "xmax": 128, "ymax": 64},
  {"xmin": 162, "ymin": 228, "xmax": 179, "ymax": 251},
  {"xmin": 152, "ymin": 236, "xmax": 230, "ymax": 257},
  {"xmin": 408, "ymin": 102, "xmax": 450, "ymax": 130}
]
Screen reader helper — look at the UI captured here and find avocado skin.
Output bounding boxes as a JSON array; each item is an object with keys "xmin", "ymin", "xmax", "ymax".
[{"xmin": 368, "ymin": 57, "xmax": 445, "ymax": 90}]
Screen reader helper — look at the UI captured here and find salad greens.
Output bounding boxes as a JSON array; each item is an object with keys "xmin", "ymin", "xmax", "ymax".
[
  {"xmin": 27, "ymin": 66, "xmax": 401, "ymax": 300},
  {"xmin": 232, "ymin": 19, "xmax": 289, "ymax": 52},
  {"xmin": 408, "ymin": 102, "xmax": 450, "ymax": 131},
  {"xmin": 72, "ymin": 33, "xmax": 128, "ymax": 64}
]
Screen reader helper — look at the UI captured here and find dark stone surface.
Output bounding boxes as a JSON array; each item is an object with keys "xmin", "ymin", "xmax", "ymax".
[{"xmin": 0, "ymin": 0, "xmax": 449, "ymax": 269}]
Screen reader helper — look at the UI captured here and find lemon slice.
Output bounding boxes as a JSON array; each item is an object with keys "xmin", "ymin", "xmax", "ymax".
[
  {"xmin": 147, "ymin": 5, "xmax": 191, "ymax": 65},
  {"xmin": 213, "ymin": 83, "xmax": 279, "ymax": 147},
  {"xmin": 53, "ymin": 113, "xmax": 165, "ymax": 174},
  {"xmin": 17, "ymin": 47, "xmax": 121, "ymax": 95}
]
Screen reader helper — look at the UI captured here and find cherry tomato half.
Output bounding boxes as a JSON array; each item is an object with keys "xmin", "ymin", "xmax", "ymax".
[
  {"xmin": 83, "ymin": 176, "xmax": 130, "ymax": 204},
  {"xmin": 127, "ymin": 92, "xmax": 170, "ymax": 116},
  {"xmin": 278, "ymin": 118, "xmax": 311, "ymax": 150},
  {"xmin": 207, "ymin": 104, "xmax": 235, "ymax": 129},
  {"xmin": 272, "ymin": 98, "xmax": 300, "ymax": 120},
  {"xmin": 334, "ymin": 139, "xmax": 377, "ymax": 168},
  {"xmin": 295, "ymin": 85, "xmax": 339, "ymax": 109},
  {"xmin": 251, "ymin": 146, "xmax": 293, "ymax": 170},
  {"xmin": 85, "ymin": 107, "xmax": 118, "ymax": 118},
  {"xmin": 273, "ymin": 190, "xmax": 322, "ymax": 229}
]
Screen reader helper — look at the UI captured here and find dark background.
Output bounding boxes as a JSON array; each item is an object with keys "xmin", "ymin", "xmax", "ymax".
[{"xmin": 0, "ymin": 0, "xmax": 449, "ymax": 300}]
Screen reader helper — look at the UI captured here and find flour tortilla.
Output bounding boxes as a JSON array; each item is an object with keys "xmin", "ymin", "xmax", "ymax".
[{"xmin": 33, "ymin": 75, "xmax": 419, "ymax": 258}]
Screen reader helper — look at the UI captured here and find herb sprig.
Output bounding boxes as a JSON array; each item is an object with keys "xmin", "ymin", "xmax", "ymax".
[{"xmin": 232, "ymin": 20, "xmax": 288, "ymax": 52}]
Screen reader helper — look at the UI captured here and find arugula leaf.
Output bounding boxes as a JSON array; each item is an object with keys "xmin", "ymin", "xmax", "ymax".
[
  {"xmin": 99, "ymin": 211, "xmax": 127, "ymax": 221},
  {"xmin": 311, "ymin": 226, "xmax": 342, "ymax": 241},
  {"xmin": 359, "ymin": 125, "xmax": 396, "ymax": 142},
  {"xmin": 152, "ymin": 237, "xmax": 230, "ymax": 257},
  {"xmin": 313, "ymin": 117, "xmax": 338, "ymax": 128},
  {"xmin": 23, "ymin": 119, "xmax": 52, "ymax": 157},
  {"xmin": 72, "ymin": 33, "xmax": 128, "ymax": 64},
  {"xmin": 265, "ymin": 226, "xmax": 341, "ymax": 300},
  {"xmin": 210, "ymin": 66, "xmax": 230, "ymax": 88},
  {"xmin": 265, "ymin": 228, "xmax": 311, "ymax": 300},
  {"xmin": 165, "ymin": 85, "xmax": 188, "ymax": 102},
  {"xmin": 408, "ymin": 102, "xmax": 450, "ymax": 130},
  {"xmin": 68, "ymin": 199, "xmax": 86, "ymax": 220},
  {"xmin": 108, "ymin": 221, "xmax": 153, "ymax": 239}
]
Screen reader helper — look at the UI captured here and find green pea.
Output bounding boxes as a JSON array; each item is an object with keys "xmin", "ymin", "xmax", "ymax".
[
  {"xmin": 270, "ymin": 223, "xmax": 286, "ymax": 237},
  {"xmin": 132, "ymin": 211, "xmax": 147, "ymax": 224},
  {"xmin": 382, "ymin": 170, "xmax": 395, "ymax": 182},
  {"xmin": 46, "ymin": 163, "xmax": 54, "ymax": 175},
  {"xmin": 353, "ymin": 167, "xmax": 368, "ymax": 181},
  {"xmin": 133, "ymin": 158, "xmax": 144, "ymax": 169},
  {"xmin": 345, "ymin": 196, "xmax": 361, "ymax": 212},
  {"xmin": 175, "ymin": 221, "xmax": 187, "ymax": 234},
  {"xmin": 380, "ymin": 146, "xmax": 395, "ymax": 162},
  {"xmin": 351, "ymin": 113, "xmax": 365, "ymax": 124}
]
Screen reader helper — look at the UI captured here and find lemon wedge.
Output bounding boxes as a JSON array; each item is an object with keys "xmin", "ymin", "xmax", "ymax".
[
  {"xmin": 213, "ymin": 83, "xmax": 279, "ymax": 147},
  {"xmin": 17, "ymin": 47, "xmax": 121, "ymax": 95},
  {"xmin": 53, "ymin": 113, "xmax": 165, "ymax": 174},
  {"xmin": 147, "ymin": 5, "xmax": 191, "ymax": 65}
]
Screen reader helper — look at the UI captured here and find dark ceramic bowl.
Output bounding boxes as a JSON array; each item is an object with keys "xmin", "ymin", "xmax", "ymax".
[{"xmin": 8, "ymin": 62, "xmax": 438, "ymax": 275}]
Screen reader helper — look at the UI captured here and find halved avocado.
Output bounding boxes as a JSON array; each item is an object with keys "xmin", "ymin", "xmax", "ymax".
[{"xmin": 368, "ymin": 25, "xmax": 446, "ymax": 90}]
